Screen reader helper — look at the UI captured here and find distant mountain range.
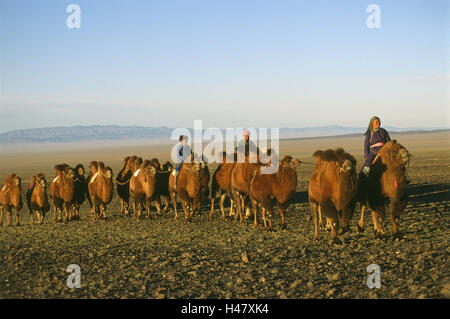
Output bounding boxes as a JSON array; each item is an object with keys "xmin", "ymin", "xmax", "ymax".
[{"xmin": 0, "ymin": 125, "xmax": 447, "ymax": 144}]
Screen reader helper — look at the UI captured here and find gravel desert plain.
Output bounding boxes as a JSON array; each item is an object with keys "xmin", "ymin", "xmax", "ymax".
[{"xmin": 0, "ymin": 131, "xmax": 448, "ymax": 299}]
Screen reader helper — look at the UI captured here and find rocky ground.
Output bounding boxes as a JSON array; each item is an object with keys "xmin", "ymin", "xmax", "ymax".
[{"xmin": 0, "ymin": 149, "xmax": 448, "ymax": 299}]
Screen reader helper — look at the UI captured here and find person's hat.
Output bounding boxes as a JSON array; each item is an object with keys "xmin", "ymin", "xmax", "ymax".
[{"xmin": 243, "ymin": 130, "xmax": 249, "ymax": 136}]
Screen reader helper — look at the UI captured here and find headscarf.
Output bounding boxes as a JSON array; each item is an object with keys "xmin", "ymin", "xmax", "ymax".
[{"xmin": 365, "ymin": 115, "xmax": 381, "ymax": 137}]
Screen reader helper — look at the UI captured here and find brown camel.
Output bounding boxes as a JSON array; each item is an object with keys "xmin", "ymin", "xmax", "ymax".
[
  {"xmin": 357, "ymin": 140, "xmax": 410, "ymax": 240},
  {"xmin": 49, "ymin": 164, "xmax": 75, "ymax": 223},
  {"xmin": 72, "ymin": 163, "xmax": 86, "ymax": 221},
  {"xmin": 27, "ymin": 174, "xmax": 50, "ymax": 224},
  {"xmin": 308, "ymin": 148, "xmax": 357, "ymax": 243},
  {"xmin": 230, "ymin": 156, "xmax": 265, "ymax": 223},
  {"xmin": 88, "ymin": 161, "xmax": 113, "ymax": 220},
  {"xmin": 116, "ymin": 156, "xmax": 135, "ymax": 216},
  {"xmin": 129, "ymin": 159, "xmax": 158, "ymax": 219},
  {"xmin": 210, "ymin": 152, "xmax": 237, "ymax": 220},
  {"xmin": 249, "ymin": 156, "xmax": 299, "ymax": 231},
  {"xmin": 0, "ymin": 173, "xmax": 23, "ymax": 227},
  {"xmin": 168, "ymin": 161, "xmax": 203, "ymax": 222}
]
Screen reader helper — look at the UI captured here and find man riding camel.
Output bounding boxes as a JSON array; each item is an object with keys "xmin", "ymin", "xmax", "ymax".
[{"xmin": 235, "ymin": 130, "xmax": 260, "ymax": 162}]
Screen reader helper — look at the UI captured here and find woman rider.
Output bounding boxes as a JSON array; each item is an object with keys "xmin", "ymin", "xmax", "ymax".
[{"xmin": 362, "ymin": 116, "xmax": 391, "ymax": 175}]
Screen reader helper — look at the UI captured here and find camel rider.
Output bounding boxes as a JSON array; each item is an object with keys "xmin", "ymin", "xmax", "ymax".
[
  {"xmin": 235, "ymin": 130, "xmax": 260, "ymax": 161},
  {"xmin": 362, "ymin": 116, "xmax": 391, "ymax": 175},
  {"xmin": 172, "ymin": 135, "xmax": 191, "ymax": 188}
]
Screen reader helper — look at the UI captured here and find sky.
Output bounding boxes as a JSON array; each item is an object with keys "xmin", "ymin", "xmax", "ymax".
[{"xmin": 0, "ymin": 0, "xmax": 448, "ymax": 133}]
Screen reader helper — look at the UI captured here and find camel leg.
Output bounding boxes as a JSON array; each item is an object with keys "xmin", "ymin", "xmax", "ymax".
[
  {"xmin": 209, "ymin": 196, "xmax": 215, "ymax": 219},
  {"xmin": 340, "ymin": 205, "xmax": 353, "ymax": 235},
  {"xmin": 229, "ymin": 198, "xmax": 235, "ymax": 217},
  {"xmin": 155, "ymin": 197, "xmax": 162, "ymax": 215},
  {"xmin": 261, "ymin": 207, "xmax": 268, "ymax": 231},
  {"xmin": 277, "ymin": 201, "xmax": 289, "ymax": 230},
  {"xmin": 318, "ymin": 205, "xmax": 324, "ymax": 229},
  {"xmin": 119, "ymin": 199, "xmax": 124, "ymax": 216},
  {"xmin": 252, "ymin": 201, "xmax": 259, "ymax": 229},
  {"xmin": 13, "ymin": 206, "xmax": 20, "ymax": 227},
  {"xmin": 0, "ymin": 206, "xmax": 3, "ymax": 226},
  {"xmin": 30, "ymin": 212, "xmax": 34, "ymax": 225},
  {"xmin": 6, "ymin": 206, "xmax": 11, "ymax": 226},
  {"xmin": 240, "ymin": 195, "xmax": 245, "ymax": 222},
  {"xmin": 181, "ymin": 200, "xmax": 189, "ymax": 222},
  {"xmin": 124, "ymin": 199, "xmax": 129, "ymax": 216},
  {"xmin": 52, "ymin": 203, "xmax": 57, "ymax": 223},
  {"xmin": 371, "ymin": 205, "xmax": 385, "ymax": 238},
  {"xmin": 161, "ymin": 196, "xmax": 169, "ymax": 213},
  {"xmin": 219, "ymin": 193, "xmax": 227, "ymax": 221},
  {"xmin": 102, "ymin": 204, "xmax": 107, "ymax": 220},
  {"xmin": 64, "ymin": 203, "xmax": 69, "ymax": 223},
  {"xmin": 267, "ymin": 206, "xmax": 273, "ymax": 232},
  {"xmin": 310, "ymin": 202, "xmax": 319, "ymax": 241},
  {"xmin": 232, "ymin": 190, "xmax": 241, "ymax": 222},
  {"xmin": 357, "ymin": 203, "xmax": 367, "ymax": 233},
  {"xmin": 170, "ymin": 191, "xmax": 178, "ymax": 221},
  {"xmin": 391, "ymin": 199, "xmax": 406, "ymax": 241},
  {"xmin": 261, "ymin": 198, "xmax": 273, "ymax": 232},
  {"xmin": 321, "ymin": 200, "xmax": 341, "ymax": 244},
  {"xmin": 145, "ymin": 198, "xmax": 151, "ymax": 219},
  {"xmin": 132, "ymin": 198, "xmax": 137, "ymax": 219}
]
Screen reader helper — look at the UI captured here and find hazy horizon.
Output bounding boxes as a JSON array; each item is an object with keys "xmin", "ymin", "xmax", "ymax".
[{"xmin": 1, "ymin": 0, "xmax": 449, "ymax": 132}]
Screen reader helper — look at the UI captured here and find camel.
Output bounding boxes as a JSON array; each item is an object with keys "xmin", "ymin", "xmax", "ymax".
[
  {"xmin": 168, "ymin": 160, "xmax": 204, "ymax": 222},
  {"xmin": 50, "ymin": 164, "xmax": 75, "ymax": 223},
  {"xmin": 27, "ymin": 174, "xmax": 50, "ymax": 224},
  {"xmin": 210, "ymin": 152, "xmax": 237, "ymax": 220},
  {"xmin": 0, "ymin": 173, "xmax": 23, "ymax": 226},
  {"xmin": 116, "ymin": 156, "xmax": 134, "ymax": 216},
  {"xmin": 129, "ymin": 159, "xmax": 158, "ymax": 219},
  {"xmin": 230, "ymin": 156, "xmax": 265, "ymax": 223},
  {"xmin": 357, "ymin": 140, "xmax": 410, "ymax": 240},
  {"xmin": 308, "ymin": 148, "xmax": 357, "ymax": 243},
  {"xmin": 88, "ymin": 161, "xmax": 113, "ymax": 220},
  {"xmin": 249, "ymin": 156, "xmax": 299, "ymax": 231},
  {"xmin": 72, "ymin": 163, "xmax": 86, "ymax": 220}
]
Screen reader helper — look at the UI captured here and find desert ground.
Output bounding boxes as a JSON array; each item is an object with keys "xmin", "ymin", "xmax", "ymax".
[{"xmin": 0, "ymin": 131, "xmax": 448, "ymax": 298}]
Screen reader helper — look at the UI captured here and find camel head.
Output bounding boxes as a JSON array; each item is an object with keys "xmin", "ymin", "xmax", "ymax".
[
  {"xmin": 36, "ymin": 174, "xmax": 47, "ymax": 190},
  {"xmin": 339, "ymin": 159, "xmax": 354, "ymax": 173},
  {"xmin": 105, "ymin": 167, "xmax": 113, "ymax": 180},
  {"xmin": 75, "ymin": 164, "xmax": 85, "ymax": 177},
  {"xmin": 396, "ymin": 147, "xmax": 411, "ymax": 167},
  {"xmin": 63, "ymin": 167, "xmax": 75, "ymax": 180},
  {"xmin": 14, "ymin": 175, "xmax": 21, "ymax": 186}
]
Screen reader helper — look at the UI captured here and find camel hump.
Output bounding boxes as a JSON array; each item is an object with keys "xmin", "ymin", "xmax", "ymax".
[
  {"xmin": 281, "ymin": 155, "xmax": 293, "ymax": 164},
  {"xmin": 54, "ymin": 164, "xmax": 68, "ymax": 172},
  {"xmin": 90, "ymin": 161, "xmax": 99, "ymax": 171},
  {"xmin": 313, "ymin": 149, "xmax": 338, "ymax": 162},
  {"xmin": 5, "ymin": 173, "xmax": 19, "ymax": 185},
  {"xmin": 313, "ymin": 148, "xmax": 355, "ymax": 165},
  {"xmin": 141, "ymin": 160, "xmax": 151, "ymax": 170},
  {"xmin": 98, "ymin": 161, "xmax": 106, "ymax": 171}
]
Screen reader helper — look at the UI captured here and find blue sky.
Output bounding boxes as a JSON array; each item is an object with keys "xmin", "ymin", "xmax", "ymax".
[{"xmin": 0, "ymin": 0, "xmax": 448, "ymax": 133}]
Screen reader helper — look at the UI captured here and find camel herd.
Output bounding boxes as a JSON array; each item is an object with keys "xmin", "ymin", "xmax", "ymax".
[{"xmin": 0, "ymin": 140, "xmax": 410, "ymax": 242}]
